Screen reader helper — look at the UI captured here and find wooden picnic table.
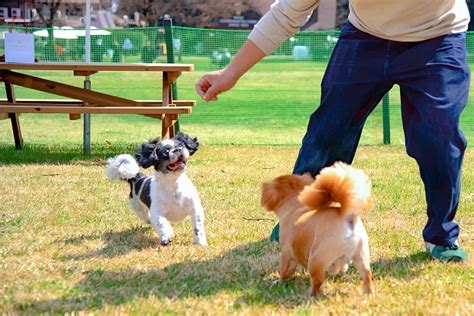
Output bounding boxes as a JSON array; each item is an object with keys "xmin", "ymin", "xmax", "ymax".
[{"xmin": 0, "ymin": 62, "xmax": 195, "ymax": 151}]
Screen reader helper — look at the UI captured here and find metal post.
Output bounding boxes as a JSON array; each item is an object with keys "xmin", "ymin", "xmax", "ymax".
[
  {"xmin": 83, "ymin": 77, "xmax": 91, "ymax": 154},
  {"xmin": 85, "ymin": 0, "xmax": 91, "ymax": 64},
  {"xmin": 382, "ymin": 93, "xmax": 390, "ymax": 145},
  {"xmin": 83, "ymin": 0, "xmax": 92, "ymax": 154},
  {"xmin": 163, "ymin": 17, "xmax": 180, "ymax": 132}
]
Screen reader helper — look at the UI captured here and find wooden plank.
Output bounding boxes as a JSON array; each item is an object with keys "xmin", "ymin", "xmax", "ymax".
[
  {"xmin": 136, "ymin": 100, "xmax": 196, "ymax": 106},
  {"xmin": 4, "ymin": 82, "xmax": 23, "ymax": 149},
  {"xmin": 0, "ymin": 99, "xmax": 80, "ymax": 119},
  {"xmin": 0, "ymin": 99, "xmax": 82, "ymax": 104},
  {"xmin": 0, "ymin": 99, "xmax": 196, "ymax": 106},
  {"xmin": 166, "ymin": 71, "xmax": 182, "ymax": 84},
  {"xmin": 0, "ymin": 62, "xmax": 194, "ymax": 72},
  {"xmin": 73, "ymin": 70, "xmax": 98, "ymax": 76},
  {"xmin": 161, "ymin": 71, "xmax": 175, "ymax": 138},
  {"xmin": 69, "ymin": 114, "xmax": 81, "ymax": 120},
  {"xmin": 0, "ymin": 70, "xmax": 138, "ymax": 107},
  {"xmin": 9, "ymin": 113, "xmax": 23, "ymax": 149},
  {"xmin": 0, "ymin": 105, "xmax": 192, "ymax": 115},
  {"xmin": 162, "ymin": 72, "xmax": 172, "ymax": 107}
]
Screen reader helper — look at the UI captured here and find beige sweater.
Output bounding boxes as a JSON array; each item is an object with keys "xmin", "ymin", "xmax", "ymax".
[{"xmin": 248, "ymin": 0, "xmax": 470, "ymax": 55}]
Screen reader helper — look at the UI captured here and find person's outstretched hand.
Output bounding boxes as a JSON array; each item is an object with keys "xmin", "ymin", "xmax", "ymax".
[{"xmin": 195, "ymin": 69, "xmax": 238, "ymax": 102}]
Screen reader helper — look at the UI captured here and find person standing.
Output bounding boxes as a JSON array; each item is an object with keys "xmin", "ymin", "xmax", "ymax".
[{"xmin": 196, "ymin": 0, "xmax": 470, "ymax": 261}]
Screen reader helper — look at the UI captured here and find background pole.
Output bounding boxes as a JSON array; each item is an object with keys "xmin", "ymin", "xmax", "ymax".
[
  {"xmin": 163, "ymin": 17, "xmax": 180, "ymax": 133},
  {"xmin": 83, "ymin": 0, "xmax": 92, "ymax": 155},
  {"xmin": 382, "ymin": 93, "xmax": 391, "ymax": 145}
]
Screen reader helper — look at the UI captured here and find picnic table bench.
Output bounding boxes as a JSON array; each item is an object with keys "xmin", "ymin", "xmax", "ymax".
[{"xmin": 0, "ymin": 62, "xmax": 195, "ymax": 151}]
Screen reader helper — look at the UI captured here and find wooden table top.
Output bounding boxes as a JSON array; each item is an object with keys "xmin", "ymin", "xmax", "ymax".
[{"xmin": 0, "ymin": 62, "xmax": 194, "ymax": 72}]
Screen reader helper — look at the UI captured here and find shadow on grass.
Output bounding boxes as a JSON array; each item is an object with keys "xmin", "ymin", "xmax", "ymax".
[
  {"xmin": 18, "ymin": 238, "xmax": 432, "ymax": 313},
  {"xmin": 372, "ymin": 251, "xmax": 431, "ymax": 279},
  {"xmin": 57, "ymin": 226, "xmax": 157, "ymax": 260},
  {"xmin": 0, "ymin": 143, "xmax": 137, "ymax": 165}
]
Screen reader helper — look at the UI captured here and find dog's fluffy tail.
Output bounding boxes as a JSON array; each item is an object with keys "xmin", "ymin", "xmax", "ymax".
[
  {"xmin": 298, "ymin": 162, "xmax": 372, "ymax": 216},
  {"xmin": 106, "ymin": 154, "xmax": 140, "ymax": 181}
]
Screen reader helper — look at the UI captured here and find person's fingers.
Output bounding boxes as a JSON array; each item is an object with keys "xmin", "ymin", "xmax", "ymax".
[
  {"xmin": 195, "ymin": 77, "xmax": 211, "ymax": 98},
  {"xmin": 203, "ymin": 84, "xmax": 220, "ymax": 102},
  {"xmin": 195, "ymin": 83, "xmax": 206, "ymax": 98},
  {"xmin": 196, "ymin": 72, "xmax": 228, "ymax": 101}
]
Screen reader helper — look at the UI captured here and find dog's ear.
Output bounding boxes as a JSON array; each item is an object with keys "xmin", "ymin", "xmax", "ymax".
[
  {"xmin": 135, "ymin": 138, "xmax": 161, "ymax": 169},
  {"xmin": 176, "ymin": 132, "xmax": 199, "ymax": 155},
  {"xmin": 261, "ymin": 174, "xmax": 314, "ymax": 212},
  {"xmin": 260, "ymin": 181, "xmax": 280, "ymax": 212}
]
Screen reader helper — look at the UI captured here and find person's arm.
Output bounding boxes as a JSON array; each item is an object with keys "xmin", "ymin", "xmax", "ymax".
[
  {"xmin": 196, "ymin": 0, "xmax": 320, "ymax": 102},
  {"xmin": 249, "ymin": 0, "xmax": 321, "ymax": 55},
  {"xmin": 195, "ymin": 40, "xmax": 265, "ymax": 102}
]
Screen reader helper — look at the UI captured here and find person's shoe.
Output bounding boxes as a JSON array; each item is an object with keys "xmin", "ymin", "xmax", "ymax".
[
  {"xmin": 269, "ymin": 223, "xmax": 280, "ymax": 242},
  {"xmin": 425, "ymin": 242, "xmax": 468, "ymax": 262}
]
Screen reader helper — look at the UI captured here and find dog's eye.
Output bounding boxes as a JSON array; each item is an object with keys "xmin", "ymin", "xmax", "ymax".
[{"xmin": 159, "ymin": 148, "xmax": 170, "ymax": 157}]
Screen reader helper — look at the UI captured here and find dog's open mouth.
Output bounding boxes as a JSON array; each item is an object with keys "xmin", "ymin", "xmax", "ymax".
[{"xmin": 167, "ymin": 158, "xmax": 186, "ymax": 172}]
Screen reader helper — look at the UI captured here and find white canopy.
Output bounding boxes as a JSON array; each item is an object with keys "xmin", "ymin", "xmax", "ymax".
[
  {"xmin": 33, "ymin": 26, "xmax": 111, "ymax": 39},
  {"xmin": 33, "ymin": 28, "xmax": 78, "ymax": 39}
]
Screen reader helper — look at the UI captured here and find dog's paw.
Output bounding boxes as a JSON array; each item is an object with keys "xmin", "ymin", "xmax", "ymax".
[
  {"xmin": 160, "ymin": 238, "xmax": 172, "ymax": 246},
  {"xmin": 361, "ymin": 283, "xmax": 375, "ymax": 296},
  {"xmin": 193, "ymin": 237, "xmax": 208, "ymax": 247}
]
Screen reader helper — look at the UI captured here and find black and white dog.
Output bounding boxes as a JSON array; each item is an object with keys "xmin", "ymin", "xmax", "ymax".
[{"xmin": 106, "ymin": 132, "xmax": 207, "ymax": 246}]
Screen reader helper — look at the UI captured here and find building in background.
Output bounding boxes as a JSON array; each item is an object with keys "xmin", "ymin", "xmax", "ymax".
[
  {"xmin": 0, "ymin": 0, "xmax": 116, "ymax": 28},
  {"xmin": 0, "ymin": 0, "xmax": 34, "ymax": 24}
]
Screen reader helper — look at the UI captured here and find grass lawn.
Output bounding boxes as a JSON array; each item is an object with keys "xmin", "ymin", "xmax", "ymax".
[
  {"xmin": 0, "ymin": 144, "xmax": 473, "ymax": 314},
  {"xmin": 0, "ymin": 51, "xmax": 473, "ymax": 313},
  {"xmin": 1, "ymin": 56, "xmax": 473, "ymax": 147}
]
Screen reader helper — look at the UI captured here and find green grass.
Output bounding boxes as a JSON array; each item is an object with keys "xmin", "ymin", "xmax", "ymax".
[
  {"xmin": 1, "ymin": 56, "xmax": 473, "ymax": 147},
  {"xmin": 0, "ymin": 54, "xmax": 473, "ymax": 314},
  {"xmin": 0, "ymin": 145, "xmax": 473, "ymax": 314}
]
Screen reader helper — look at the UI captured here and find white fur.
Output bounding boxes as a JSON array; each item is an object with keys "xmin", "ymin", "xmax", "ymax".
[
  {"xmin": 106, "ymin": 152, "xmax": 207, "ymax": 246},
  {"xmin": 149, "ymin": 171, "xmax": 207, "ymax": 246},
  {"xmin": 129, "ymin": 194, "xmax": 152, "ymax": 224},
  {"xmin": 106, "ymin": 154, "xmax": 140, "ymax": 181},
  {"xmin": 314, "ymin": 213, "xmax": 370, "ymax": 277}
]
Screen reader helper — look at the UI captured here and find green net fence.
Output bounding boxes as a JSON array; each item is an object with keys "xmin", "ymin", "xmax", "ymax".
[{"xmin": 1, "ymin": 25, "xmax": 473, "ymax": 147}]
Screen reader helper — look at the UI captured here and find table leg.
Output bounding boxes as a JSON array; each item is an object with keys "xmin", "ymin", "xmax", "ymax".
[
  {"xmin": 4, "ymin": 82, "xmax": 23, "ymax": 149},
  {"xmin": 161, "ymin": 72, "xmax": 176, "ymax": 139}
]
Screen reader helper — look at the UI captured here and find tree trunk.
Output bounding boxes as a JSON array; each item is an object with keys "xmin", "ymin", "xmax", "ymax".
[{"xmin": 45, "ymin": 28, "xmax": 58, "ymax": 61}]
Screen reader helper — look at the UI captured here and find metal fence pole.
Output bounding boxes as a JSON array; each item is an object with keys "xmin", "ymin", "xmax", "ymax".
[
  {"xmin": 163, "ymin": 17, "xmax": 180, "ymax": 133},
  {"xmin": 382, "ymin": 93, "xmax": 390, "ymax": 145},
  {"xmin": 83, "ymin": 77, "xmax": 91, "ymax": 155},
  {"xmin": 83, "ymin": 0, "xmax": 92, "ymax": 155}
]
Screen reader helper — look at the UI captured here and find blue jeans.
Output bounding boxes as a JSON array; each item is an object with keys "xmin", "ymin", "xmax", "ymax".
[{"xmin": 293, "ymin": 23, "xmax": 469, "ymax": 247}]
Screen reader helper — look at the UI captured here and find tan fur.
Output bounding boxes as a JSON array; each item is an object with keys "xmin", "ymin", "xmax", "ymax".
[
  {"xmin": 298, "ymin": 161, "xmax": 372, "ymax": 216},
  {"xmin": 261, "ymin": 162, "xmax": 374, "ymax": 295},
  {"xmin": 261, "ymin": 173, "xmax": 314, "ymax": 212}
]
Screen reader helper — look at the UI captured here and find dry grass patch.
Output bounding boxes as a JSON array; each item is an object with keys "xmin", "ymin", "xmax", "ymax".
[{"xmin": 1, "ymin": 145, "xmax": 473, "ymax": 314}]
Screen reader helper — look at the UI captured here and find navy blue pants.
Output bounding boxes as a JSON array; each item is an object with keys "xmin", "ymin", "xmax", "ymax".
[{"xmin": 293, "ymin": 23, "xmax": 469, "ymax": 247}]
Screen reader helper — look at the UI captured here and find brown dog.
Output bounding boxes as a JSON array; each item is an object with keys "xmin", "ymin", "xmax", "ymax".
[{"xmin": 261, "ymin": 162, "xmax": 374, "ymax": 295}]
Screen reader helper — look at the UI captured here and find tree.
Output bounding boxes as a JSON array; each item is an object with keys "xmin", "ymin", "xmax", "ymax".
[
  {"xmin": 34, "ymin": 0, "xmax": 63, "ymax": 61},
  {"xmin": 117, "ymin": 0, "xmax": 256, "ymax": 27},
  {"xmin": 335, "ymin": 0, "xmax": 349, "ymax": 29},
  {"xmin": 116, "ymin": 0, "xmax": 160, "ymax": 26}
]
